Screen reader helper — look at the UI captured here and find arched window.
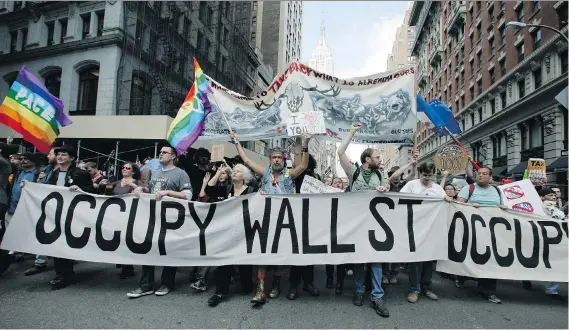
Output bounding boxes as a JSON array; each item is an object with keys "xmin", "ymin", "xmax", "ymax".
[
  {"xmin": 44, "ymin": 73, "xmax": 61, "ymax": 98},
  {"xmin": 77, "ymin": 66, "xmax": 99, "ymax": 112},
  {"xmin": 129, "ymin": 73, "xmax": 152, "ymax": 115}
]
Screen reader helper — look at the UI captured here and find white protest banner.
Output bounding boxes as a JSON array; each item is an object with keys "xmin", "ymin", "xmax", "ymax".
[
  {"xmin": 437, "ymin": 202, "xmax": 568, "ymax": 282},
  {"xmin": 498, "ymin": 179, "xmax": 545, "ymax": 216},
  {"xmin": 202, "ymin": 62, "xmax": 416, "ymax": 144},
  {"xmin": 1, "ymin": 183, "xmax": 448, "ymax": 267},
  {"xmin": 300, "ymin": 175, "xmax": 343, "ymax": 194},
  {"xmin": 286, "ymin": 111, "xmax": 326, "ymax": 136}
]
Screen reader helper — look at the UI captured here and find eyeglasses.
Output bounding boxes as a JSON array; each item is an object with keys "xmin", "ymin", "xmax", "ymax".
[{"xmin": 122, "ymin": 166, "xmax": 132, "ymax": 170}]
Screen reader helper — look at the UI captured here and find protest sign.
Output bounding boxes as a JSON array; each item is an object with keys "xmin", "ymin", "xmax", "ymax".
[
  {"xmin": 498, "ymin": 179, "xmax": 545, "ymax": 216},
  {"xmin": 300, "ymin": 175, "xmax": 343, "ymax": 194},
  {"xmin": 286, "ymin": 111, "xmax": 326, "ymax": 136},
  {"xmin": 526, "ymin": 158, "xmax": 547, "ymax": 185},
  {"xmin": 433, "ymin": 145, "xmax": 468, "ymax": 174},
  {"xmin": 211, "ymin": 144, "xmax": 224, "ymax": 162},
  {"xmin": 202, "ymin": 62, "xmax": 416, "ymax": 144},
  {"xmin": 3, "ymin": 183, "xmax": 566, "ymax": 282}
]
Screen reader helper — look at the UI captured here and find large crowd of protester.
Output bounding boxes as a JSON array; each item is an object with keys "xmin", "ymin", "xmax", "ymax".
[{"xmin": 0, "ymin": 124, "xmax": 566, "ymax": 318}]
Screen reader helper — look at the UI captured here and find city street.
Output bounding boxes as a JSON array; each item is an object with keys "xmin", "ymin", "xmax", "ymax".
[{"xmin": 0, "ymin": 259, "xmax": 566, "ymax": 328}]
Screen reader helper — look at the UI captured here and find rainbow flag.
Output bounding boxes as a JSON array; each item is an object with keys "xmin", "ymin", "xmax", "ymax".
[
  {"xmin": 0, "ymin": 66, "xmax": 72, "ymax": 153},
  {"xmin": 167, "ymin": 58, "xmax": 213, "ymax": 154}
]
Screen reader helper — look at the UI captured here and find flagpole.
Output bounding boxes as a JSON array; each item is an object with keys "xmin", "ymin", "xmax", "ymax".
[{"xmin": 443, "ymin": 126, "xmax": 481, "ymax": 170}]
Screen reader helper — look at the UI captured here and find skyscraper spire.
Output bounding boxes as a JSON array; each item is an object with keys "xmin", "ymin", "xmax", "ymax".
[{"xmin": 319, "ymin": 11, "xmax": 326, "ymax": 47}]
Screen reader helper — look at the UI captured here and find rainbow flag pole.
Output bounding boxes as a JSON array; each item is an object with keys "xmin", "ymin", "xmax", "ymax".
[
  {"xmin": 0, "ymin": 66, "xmax": 72, "ymax": 153},
  {"xmin": 167, "ymin": 58, "xmax": 213, "ymax": 154}
]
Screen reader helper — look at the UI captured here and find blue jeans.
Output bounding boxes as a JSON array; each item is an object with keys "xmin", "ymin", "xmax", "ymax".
[
  {"xmin": 545, "ymin": 282, "xmax": 560, "ymax": 295},
  {"xmin": 354, "ymin": 263, "xmax": 384, "ymax": 300},
  {"xmin": 408, "ymin": 261, "xmax": 434, "ymax": 293}
]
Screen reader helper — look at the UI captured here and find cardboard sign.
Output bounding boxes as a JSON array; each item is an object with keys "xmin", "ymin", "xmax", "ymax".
[
  {"xmin": 527, "ymin": 158, "xmax": 546, "ymax": 185},
  {"xmin": 286, "ymin": 111, "xmax": 326, "ymax": 136},
  {"xmin": 211, "ymin": 144, "xmax": 224, "ymax": 162},
  {"xmin": 433, "ymin": 145, "xmax": 468, "ymax": 174},
  {"xmin": 299, "ymin": 175, "xmax": 343, "ymax": 194}
]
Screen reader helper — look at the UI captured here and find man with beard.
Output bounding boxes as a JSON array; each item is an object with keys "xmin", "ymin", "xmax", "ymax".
[
  {"xmin": 230, "ymin": 131, "xmax": 312, "ymax": 305},
  {"xmin": 337, "ymin": 122, "xmax": 389, "ymax": 318}
]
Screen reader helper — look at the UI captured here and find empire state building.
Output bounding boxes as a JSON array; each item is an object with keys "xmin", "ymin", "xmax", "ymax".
[{"xmin": 307, "ymin": 15, "xmax": 334, "ymax": 75}]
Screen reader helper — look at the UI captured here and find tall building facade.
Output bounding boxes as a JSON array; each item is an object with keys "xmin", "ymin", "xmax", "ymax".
[
  {"xmin": 307, "ymin": 13, "xmax": 334, "ymax": 75},
  {"xmin": 0, "ymin": 1, "xmax": 274, "ymax": 165},
  {"xmin": 409, "ymin": 0, "xmax": 568, "ymax": 191},
  {"xmin": 259, "ymin": 1, "xmax": 302, "ymax": 75},
  {"xmin": 387, "ymin": 6, "xmax": 417, "ymax": 71}
]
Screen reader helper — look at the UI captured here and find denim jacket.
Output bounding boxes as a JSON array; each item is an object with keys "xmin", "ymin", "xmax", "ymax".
[{"xmin": 260, "ymin": 167, "xmax": 294, "ymax": 195}]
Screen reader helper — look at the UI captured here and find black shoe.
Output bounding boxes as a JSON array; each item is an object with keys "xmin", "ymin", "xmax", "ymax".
[
  {"xmin": 335, "ymin": 282, "xmax": 343, "ymax": 296},
  {"xmin": 302, "ymin": 284, "xmax": 320, "ymax": 296},
  {"xmin": 371, "ymin": 298, "xmax": 389, "ymax": 318},
  {"xmin": 0, "ymin": 253, "xmax": 15, "ymax": 276},
  {"xmin": 326, "ymin": 277, "xmax": 333, "ymax": 289},
  {"xmin": 352, "ymin": 292, "xmax": 364, "ymax": 306},
  {"xmin": 287, "ymin": 287, "xmax": 298, "ymax": 300},
  {"xmin": 24, "ymin": 265, "xmax": 48, "ymax": 276},
  {"xmin": 50, "ymin": 275, "xmax": 72, "ymax": 290},
  {"xmin": 208, "ymin": 294, "xmax": 224, "ymax": 307},
  {"xmin": 522, "ymin": 281, "xmax": 532, "ymax": 291}
]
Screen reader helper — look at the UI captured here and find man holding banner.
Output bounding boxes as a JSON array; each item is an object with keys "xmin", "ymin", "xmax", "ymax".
[
  {"xmin": 456, "ymin": 166, "xmax": 507, "ymax": 304},
  {"xmin": 337, "ymin": 122, "xmax": 389, "ymax": 318},
  {"xmin": 230, "ymin": 131, "xmax": 312, "ymax": 305}
]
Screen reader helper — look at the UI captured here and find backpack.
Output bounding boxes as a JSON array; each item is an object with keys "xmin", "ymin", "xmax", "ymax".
[
  {"xmin": 467, "ymin": 183, "xmax": 502, "ymax": 202},
  {"xmin": 351, "ymin": 167, "xmax": 383, "ymax": 189}
]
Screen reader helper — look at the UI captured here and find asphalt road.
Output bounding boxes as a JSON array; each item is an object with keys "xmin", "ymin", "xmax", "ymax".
[{"xmin": 0, "ymin": 258, "xmax": 566, "ymax": 328}]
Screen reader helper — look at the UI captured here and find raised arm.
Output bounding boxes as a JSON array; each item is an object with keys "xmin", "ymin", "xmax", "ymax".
[
  {"xmin": 230, "ymin": 131, "xmax": 265, "ymax": 176},
  {"xmin": 439, "ymin": 170, "xmax": 450, "ymax": 187},
  {"xmin": 338, "ymin": 123, "xmax": 361, "ymax": 176},
  {"xmin": 290, "ymin": 133, "xmax": 312, "ymax": 178},
  {"xmin": 293, "ymin": 136, "xmax": 302, "ymax": 168}
]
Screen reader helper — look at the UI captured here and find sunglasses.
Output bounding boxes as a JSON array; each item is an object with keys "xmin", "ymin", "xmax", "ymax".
[{"xmin": 122, "ymin": 166, "xmax": 132, "ymax": 170}]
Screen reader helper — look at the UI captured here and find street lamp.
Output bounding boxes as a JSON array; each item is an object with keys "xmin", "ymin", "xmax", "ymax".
[{"xmin": 506, "ymin": 21, "xmax": 569, "ymax": 43}]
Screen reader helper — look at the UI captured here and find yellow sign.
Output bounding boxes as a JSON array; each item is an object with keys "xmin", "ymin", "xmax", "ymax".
[
  {"xmin": 433, "ymin": 145, "xmax": 469, "ymax": 174},
  {"xmin": 527, "ymin": 158, "xmax": 547, "ymax": 185}
]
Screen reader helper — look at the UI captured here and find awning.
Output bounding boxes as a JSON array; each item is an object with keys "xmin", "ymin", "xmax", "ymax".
[
  {"xmin": 547, "ymin": 156, "xmax": 568, "ymax": 172},
  {"xmin": 506, "ymin": 161, "xmax": 529, "ymax": 176},
  {"xmin": 491, "ymin": 165, "xmax": 507, "ymax": 177}
]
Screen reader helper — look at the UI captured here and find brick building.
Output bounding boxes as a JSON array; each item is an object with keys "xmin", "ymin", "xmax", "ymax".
[{"xmin": 409, "ymin": 0, "xmax": 568, "ymax": 191}]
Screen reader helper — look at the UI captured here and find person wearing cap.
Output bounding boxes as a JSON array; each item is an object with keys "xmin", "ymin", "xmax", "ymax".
[
  {"xmin": 230, "ymin": 131, "xmax": 312, "ymax": 305},
  {"xmin": 44, "ymin": 144, "xmax": 93, "ymax": 289}
]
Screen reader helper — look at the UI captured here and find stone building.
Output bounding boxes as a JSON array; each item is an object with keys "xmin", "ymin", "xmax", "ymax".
[{"xmin": 409, "ymin": 0, "xmax": 568, "ymax": 192}]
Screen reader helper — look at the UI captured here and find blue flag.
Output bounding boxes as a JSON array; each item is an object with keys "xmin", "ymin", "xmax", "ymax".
[{"xmin": 416, "ymin": 95, "xmax": 462, "ymax": 136}]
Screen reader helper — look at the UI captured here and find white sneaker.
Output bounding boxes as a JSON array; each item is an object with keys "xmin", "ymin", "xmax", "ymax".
[
  {"xmin": 127, "ymin": 288, "xmax": 154, "ymax": 299},
  {"xmin": 155, "ymin": 285, "xmax": 172, "ymax": 296}
]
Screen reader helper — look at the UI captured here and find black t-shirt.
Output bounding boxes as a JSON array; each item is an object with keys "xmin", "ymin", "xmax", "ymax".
[
  {"xmin": 390, "ymin": 180, "xmax": 407, "ymax": 193},
  {"xmin": 187, "ymin": 164, "xmax": 214, "ymax": 201},
  {"xmin": 205, "ymin": 183, "xmax": 257, "ymax": 202}
]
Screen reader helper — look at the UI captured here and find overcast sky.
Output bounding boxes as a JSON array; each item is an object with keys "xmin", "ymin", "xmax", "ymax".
[{"xmin": 301, "ymin": 1, "xmax": 411, "ymax": 79}]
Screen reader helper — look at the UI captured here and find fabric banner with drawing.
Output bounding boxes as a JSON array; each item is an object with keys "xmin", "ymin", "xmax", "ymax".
[
  {"xmin": 201, "ymin": 62, "xmax": 416, "ymax": 144},
  {"xmin": 2, "ymin": 183, "xmax": 566, "ymax": 281}
]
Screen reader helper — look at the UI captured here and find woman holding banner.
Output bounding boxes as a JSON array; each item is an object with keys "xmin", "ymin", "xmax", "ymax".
[{"xmin": 205, "ymin": 163, "xmax": 256, "ymax": 307}]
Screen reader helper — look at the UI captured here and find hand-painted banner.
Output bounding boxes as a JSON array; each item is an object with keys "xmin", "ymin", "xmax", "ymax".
[
  {"xmin": 202, "ymin": 62, "xmax": 416, "ymax": 144},
  {"xmin": 2, "ymin": 183, "xmax": 566, "ymax": 282},
  {"xmin": 498, "ymin": 179, "xmax": 545, "ymax": 216},
  {"xmin": 437, "ymin": 203, "xmax": 568, "ymax": 282}
]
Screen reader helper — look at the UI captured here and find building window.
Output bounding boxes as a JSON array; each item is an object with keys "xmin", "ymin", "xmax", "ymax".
[
  {"xmin": 461, "ymin": 94, "xmax": 465, "ymax": 108},
  {"xmin": 534, "ymin": 67, "xmax": 542, "ymax": 89},
  {"xmin": 477, "ymin": 25, "xmax": 482, "ymax": 41},
  {"xmin": 129, "ymin": 74, "xmax": 152, "ymax": 115},
  {"xmin": 477, "ymin": 53, "xmax": 482, "ymax": 69},
  {"xmin": 60, "ymin": 20, "xmax": 68, "ymax": 44},
  {"xmin": 490, "ymin": 38, "xmax": 495, "ymax": 56},
  {"xmin": 21, "ymin": 29, "xmax": 28, "ymax": 50},
  {"xmin": 470, "ymin": 112, "xmax": 475, "ymax": 126},
  {"xmin": 9, "ymin": 31, "xmax": 17, "ymax": 52},
  {"xmin": 517, "ymin": 43, "xmax": 524, "ymax": 62},
  {"xmin": 13, "ymin": 1, "xmax": 23, "ymax": 10},
  {"xmin": 499, "ymin": 25, "xmax": 506, "ymax": 45},
  {"xmin": 199, "ymin": 2, "xmax": 207, "ymax": 21},
  {"xmin": 500, "ymin": 91, "xmax": 507, "ymax": 109},
  {"xmin": 252, "ymin": 16, "xmax": 257, "ymax": 25},
  {"xmin": 520, "ymin": 124, "xmax": 528, "ymax": 150},
  {"xmin": 491, "ymin": 98, "xmax": 496, "ymax": 115},
  {"xmin": 470, "ymin": 86, "xmax": 475, "ymax": 101},
  {"xmin": 516, "ymin": 3, "xmax": 524, "ymax": 22},
  {"xmin": 47, "ymin": 23, "xmax": 55, "ymax": 45},
  {"xmin": 532, "ymin": 29, "xmax": 541, "ymax": 49},
  {"xmin": 251, "ymin": 31, "xmax": 256, "ymax": 43},
  {"xmin": 44, "ymin": 73, "xmax": 61, "ymax": 98},
  {"xmin": 532, "ymin": 1, "xmax": 540, "ymax": 12},
  {"xmin": 500, "ymin": 59, "xmax": 506, "ymax": 76},
  {"xmin": 82, "ymin": 15, "xmax": 90, "ymax": 39},
  {"xmin": 489, "ymin": 68, "xmax": 495, "ymax": 84},
  {"xmin": 477, "ymin": 80, "xmax": 483, "ymax": 96},
  {"xmin": 77, "ymin": 67, "xmax": 99, "ymax": 112},
  {"xmin": 530, "ymin": 120, "xmax": 543, "ymax": 148},
  {"xmin": 560, "ymin": 51, "xmax": 568, "ymax": 74},
  {"xmin": 97, "ymin": 13, "xmax": 105, "ymax": 37},
  {"xmin": 478, "ymin": 108, "xmax": 483, "ymax": 122},
  {"xmin": 461, "ymin": 119, "xmax": 466, "ymax": 131},
  {"xmin": 518, "ymin": 80, "xmax": 525, "ymax": 99}
]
